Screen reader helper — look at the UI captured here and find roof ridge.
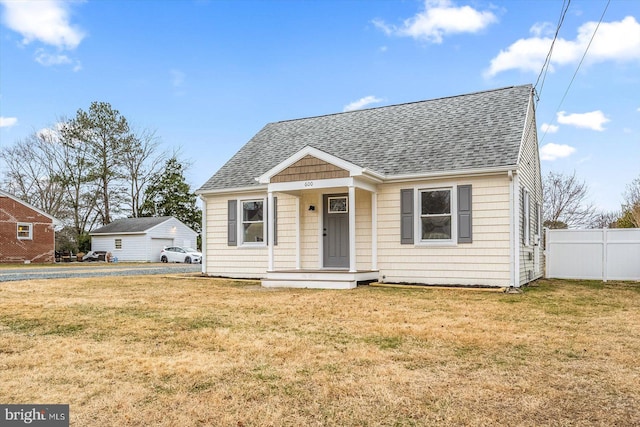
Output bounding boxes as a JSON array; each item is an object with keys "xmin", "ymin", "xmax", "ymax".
[{"xmin": 271, "ymin": 84, "xmax": 532, "ymax": 124}]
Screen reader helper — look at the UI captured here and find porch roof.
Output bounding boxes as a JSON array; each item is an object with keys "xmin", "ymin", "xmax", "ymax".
[{"xmin": 198, "ymin": 85, "xmax": 531, "ymax": 193}]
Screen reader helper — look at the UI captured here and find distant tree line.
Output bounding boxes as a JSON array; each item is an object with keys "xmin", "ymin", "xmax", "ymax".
[
  {"xmin": 543, "ymin": 171, "xmax": 640, "ymax": 229},
  {"xmin": 0, "ymin": 101, "xmax": 201, "ymax": 252}
]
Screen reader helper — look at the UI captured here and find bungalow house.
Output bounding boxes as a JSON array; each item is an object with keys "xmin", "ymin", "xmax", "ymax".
[
  {"xmin": 0, "ymin": 189, "xmax": 60, "ymax": 264},
  {"xmin": 196, "ymin": 85, "xmax": 544, "ymax": 289},
  {"xmin": 90, "ymin": 216, "xmax": 198, "ymax": 262}
]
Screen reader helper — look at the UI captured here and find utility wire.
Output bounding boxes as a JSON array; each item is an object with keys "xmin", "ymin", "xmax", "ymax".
[
  {"xmin": 534, "ymin": 0, "xmax": 571, "ymax": 103},
  {"xmin": 538, "ymin": 0, "xmax": 611, "ymax": 145}
]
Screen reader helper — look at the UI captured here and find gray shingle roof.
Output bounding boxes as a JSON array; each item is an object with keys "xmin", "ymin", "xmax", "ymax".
[
  {"xmin": 198, "ymin": 85, "xmax": 532, "ymax": 192},
  {"xmin": 90, "ymin": 216, "xmax": 174, "ymax": 234}
]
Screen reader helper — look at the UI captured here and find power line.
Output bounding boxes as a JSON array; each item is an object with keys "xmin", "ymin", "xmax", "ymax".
[
  {"xmin": 534, "ymin": 0, "xmax": 571, "ymax": 103},
  {"xmin": 539, "ymin": 0, "xmax": 611, "ymax": 146}
]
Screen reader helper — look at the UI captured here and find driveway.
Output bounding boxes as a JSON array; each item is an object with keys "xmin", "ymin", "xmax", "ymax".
[{"xmin": 0, "ymin": 263, "xmax": 202, "ymax": 282}]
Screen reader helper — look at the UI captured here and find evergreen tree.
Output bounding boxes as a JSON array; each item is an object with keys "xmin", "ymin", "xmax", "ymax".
[{"xmin": 140, "ymin": 157, "xmax": 201, "ymax": 233}]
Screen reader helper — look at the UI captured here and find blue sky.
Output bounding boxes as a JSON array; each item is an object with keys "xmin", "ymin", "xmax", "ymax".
[{"xmin": 0, "ymin": 0, "xmax": 638, "ymax": 212}]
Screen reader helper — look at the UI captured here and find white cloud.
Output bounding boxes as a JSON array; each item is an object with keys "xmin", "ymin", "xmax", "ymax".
[
  {"xmin": 0, "ymin": 116, "xmax": 18, "ymax": 128},
  {"xmin": 557, "ymin": 110, "xmax": 609, "ymax": 131},
  {"xmin": 373, "ymin": 0, "xmax": 497, "ymax": 44},
  {"xmin": 541, "ymin": 123, "xmax": 559, "ymax": 134},
  {"xmin": 485, "ymin": 16, "xmax": 640, "ymax": 77},
  {"xmin": 170, "ymin": 69, "xmax": 186, "ymax": 96},
  {"xmin": 33, "ymin": 48, "xmax": 82, "ymax": 71},
  {"xmin": 540, "ymin": 143, "xmax": 576, "ymax": 161},
  {"xmin": 170, "ymin": 69, "xmax": 185, "ymax": 87},
  {"xmin": 0, "ymin": 0, "xmax": 85, "ymax": 50},
  {"xmin": 529, "ymin": 22, "xmax": 555, "ymax": 38},
  {"xmin": 343, "ymin": 96, "xmax": 383, "ymax": 112}
]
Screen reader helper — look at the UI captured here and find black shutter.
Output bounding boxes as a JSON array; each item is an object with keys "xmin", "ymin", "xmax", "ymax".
[
  {"xmin": 401, "ymin": 189, "xmax": 414, "ymax": 244},
  {"xmin": 457, "ymin": 185, "xmax": 472, "ymax": 243},
  {"xmin": 228, "ymin": 200, "xmax": 237, "ymax": 246}
]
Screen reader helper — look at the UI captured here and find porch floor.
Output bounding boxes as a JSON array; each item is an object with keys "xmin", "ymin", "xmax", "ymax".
[{"xmin": 263, "ymin": 269, "xmax": 379, "ymax": 290}]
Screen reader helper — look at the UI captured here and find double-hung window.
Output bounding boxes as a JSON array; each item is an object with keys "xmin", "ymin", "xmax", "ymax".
[
  {"xmin": 242, "ymin": 200, "xmax": 264, "ymax": 243},
  {"xmin": 17, "ymin": 223, "xmax": 33, "ymax": 240},
  {"xmin": 420, "ymin": 189, "xmax": 452, "ymax": 241}
]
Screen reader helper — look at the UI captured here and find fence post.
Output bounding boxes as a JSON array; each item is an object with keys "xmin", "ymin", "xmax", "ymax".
[{"xmin": 602, "ymin": 229, "xmax": 608, "ymax": 283}]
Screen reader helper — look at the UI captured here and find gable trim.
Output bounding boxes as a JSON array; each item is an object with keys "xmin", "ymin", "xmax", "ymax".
[
  {"xmin": 257, "ymin": 146, "xmax": 383, "ymax": 184},
  {"xmin": 0, "ymin": 189, "xmax": 61, "ymax": 225}
]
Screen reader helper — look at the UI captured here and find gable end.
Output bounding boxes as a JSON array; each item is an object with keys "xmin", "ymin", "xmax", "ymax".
[{"xmin": 270, "ymin": 155, "xmax": 349, "ymax": 183}]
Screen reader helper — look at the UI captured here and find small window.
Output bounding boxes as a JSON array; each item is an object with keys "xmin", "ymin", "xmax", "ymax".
[
  {"xmin": 420, "ymin": 189, "xmax": 452, "ymax": 241},
  {"xmin": 242, "ymin": 200, "xmax": 264, "ymax": 243},
  {"xmin": 328, "ymin": 196, "xmax": 348, "ymax": 213},
  {"xmin": 17, "ymin": 223, "xmax": 33, "ymax": 240},
  {"xmin": 115, "ymin": 238, "xmax": 122, "ymax": 249}
]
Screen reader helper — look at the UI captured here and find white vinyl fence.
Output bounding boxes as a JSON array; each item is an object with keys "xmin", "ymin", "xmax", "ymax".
[{"xmin": 546, "ymin": 228, "xmax": 640, "ymax": 281}]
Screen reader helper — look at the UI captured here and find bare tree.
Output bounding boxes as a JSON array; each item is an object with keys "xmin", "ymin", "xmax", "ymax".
[
  {"xmin": 543, "ymin": 170, "xmax": 597, "ymax": 228},
  {"xmin": 620, "ymin": 175, "xmax": 640, "ymax": 227},
  {"xmin": 0, "ymin": 130, "xmax": 69, "ymax": 219},
  {"xmin": 122, "ymin": 128, "xmax": 166, "ymax": 218}
]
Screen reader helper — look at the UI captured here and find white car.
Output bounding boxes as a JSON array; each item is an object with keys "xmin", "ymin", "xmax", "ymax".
[{"xmin": 160, "ymin": 246, "xmax": 202, "ymax": 264}]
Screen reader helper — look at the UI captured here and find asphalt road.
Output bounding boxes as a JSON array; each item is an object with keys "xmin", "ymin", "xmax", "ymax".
[{"xmin": 0, "ymin": 263, "xmax": 202, "ymax": 282}]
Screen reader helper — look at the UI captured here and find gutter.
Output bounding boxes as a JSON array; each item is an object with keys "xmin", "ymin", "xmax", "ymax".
[{"xmin": 382, "ymin": 165, "xmax": 517, "ymax": 183}]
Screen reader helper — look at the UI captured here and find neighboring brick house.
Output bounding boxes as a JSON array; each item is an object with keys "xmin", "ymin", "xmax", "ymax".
[{"xmin": 0, "ymin": 189, "xmax": 59, "ymax": 264}]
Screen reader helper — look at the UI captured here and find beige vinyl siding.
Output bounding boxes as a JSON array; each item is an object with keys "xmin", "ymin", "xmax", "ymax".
[
  {"xmin": 517, "ymin": 98, "xmax": 544, "ymax": 285},
  {"xmin": 377, "ymin": 175, "xmax": 512, "ymax": 286},
  {"xmin": 355, "ymin": 188, "xmax": 372, "ymax": 270},
  {"xmin": 203, "ymin": 192, "xmax": 268, "ymax": 278},
  {"xmin": 271, "ymin": 193, "xmax": 298, "ymax": 270},
  {"xmin": 299, "ymin": 191, "xmax": 321, "ymax": 269}
]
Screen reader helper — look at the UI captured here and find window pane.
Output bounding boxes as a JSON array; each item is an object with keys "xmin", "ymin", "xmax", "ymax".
[
  {"xmin": 421, "ymin": 216, "xmax": 451, "ymax": 240},
  {"xmin": 243, "ymin": 223, "xmax": 264, "ymax": 242},
  {"xmin": 243, "ymin": 201, "xmax": 263, "ymax": 222},
  {"xmin": 421, "ymin": 190, "xmax": 450, "ymax": 215},
  {"xmin": 17, "ymin": 224, "xmax": 31, "ymax": 239},
  {"xmin": 328, "ymin": 197, "xmax": 348, "ymax": 213}
]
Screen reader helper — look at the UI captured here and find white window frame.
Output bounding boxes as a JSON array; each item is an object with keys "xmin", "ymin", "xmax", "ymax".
[
  {"xmin": 240, "ymin": 198, "xmax": 266, "ymax": 246},
  {"xmin": 17, "ymin": 222, "xmax": 33, "ymax": 240},
  {"xmin": 523, "ymin": 189, "xmax": 531, "ymax": 247},
  {"xmin": 415, "ymin": 186, "xmax": 457, "ymax": 246}
]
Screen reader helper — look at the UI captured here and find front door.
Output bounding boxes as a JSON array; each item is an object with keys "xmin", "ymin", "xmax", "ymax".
[{"xmin": 323, "ymin": 194, "xmax": 349, "ymax": 268}]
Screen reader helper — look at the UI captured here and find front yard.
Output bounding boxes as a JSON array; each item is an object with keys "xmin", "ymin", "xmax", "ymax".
[{"xmin": 1, "ymin": 277, "xmax": 638, "ymax": 426}]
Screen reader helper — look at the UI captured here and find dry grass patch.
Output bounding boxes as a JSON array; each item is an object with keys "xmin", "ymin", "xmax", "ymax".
[{"xmin": 1, "ymin": 277, "xmax": 639, "ymax": 426}]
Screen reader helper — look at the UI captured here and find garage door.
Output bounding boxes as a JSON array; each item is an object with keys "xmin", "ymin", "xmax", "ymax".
[{"xmin": 151, "ymin": 238, "xmax": 173, "ymax": 262}]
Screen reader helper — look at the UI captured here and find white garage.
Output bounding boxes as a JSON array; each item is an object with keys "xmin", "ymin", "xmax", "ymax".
[{"xmin": 90, "ymin": 216, "xmax": 198, "ymax": 262}]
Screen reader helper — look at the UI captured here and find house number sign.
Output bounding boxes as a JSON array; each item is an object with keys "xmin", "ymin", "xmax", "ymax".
[{"xmin": 304, "ymin": 181, "xmax": 314, "ymax": 187}]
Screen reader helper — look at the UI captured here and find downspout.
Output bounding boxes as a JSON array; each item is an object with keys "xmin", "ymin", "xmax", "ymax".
[{"xmin": 510, "ymin": 170, "xmax": 521, "ymax": 287}]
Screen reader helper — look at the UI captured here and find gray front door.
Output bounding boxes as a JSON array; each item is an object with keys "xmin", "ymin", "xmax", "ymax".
[{"xmin": 323, "ymin": 194, "xmax": 349, "ymax": 268}]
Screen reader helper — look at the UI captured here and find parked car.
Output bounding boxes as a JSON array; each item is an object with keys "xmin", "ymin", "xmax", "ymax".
[
  {"xmin": 82, "ymin": 251, "xmax": 107, "ymax": 262},
  {"xmin": 160, "ymin": 246, "xmax": 202, "ymax": 264}
]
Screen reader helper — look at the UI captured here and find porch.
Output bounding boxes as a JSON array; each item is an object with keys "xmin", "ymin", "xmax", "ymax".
[{"xmin": 262, "ymin": 269, "xmax": 379, "ymax": 289}]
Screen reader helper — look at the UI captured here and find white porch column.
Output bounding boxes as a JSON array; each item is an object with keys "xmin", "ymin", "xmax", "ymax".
[
  {"xmin": 349, "ymin": 185, "xmax": 356, "ymax": 272},
  {"xmin": 296, "ymin": 195, "xmax": 301, "ymax": 270},
  {"xmin": 267, "ymin": 191, "xmax": 274, "ymax": 271},
  {"xmin": 371, "ymin": 191, "xmax": 377, "ymax": 271}
]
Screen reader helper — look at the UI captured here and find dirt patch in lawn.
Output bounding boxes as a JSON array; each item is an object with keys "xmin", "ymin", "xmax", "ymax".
[{"xmin": 1, "ymin": 277, "xmax": 638, "ymax": 426}]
